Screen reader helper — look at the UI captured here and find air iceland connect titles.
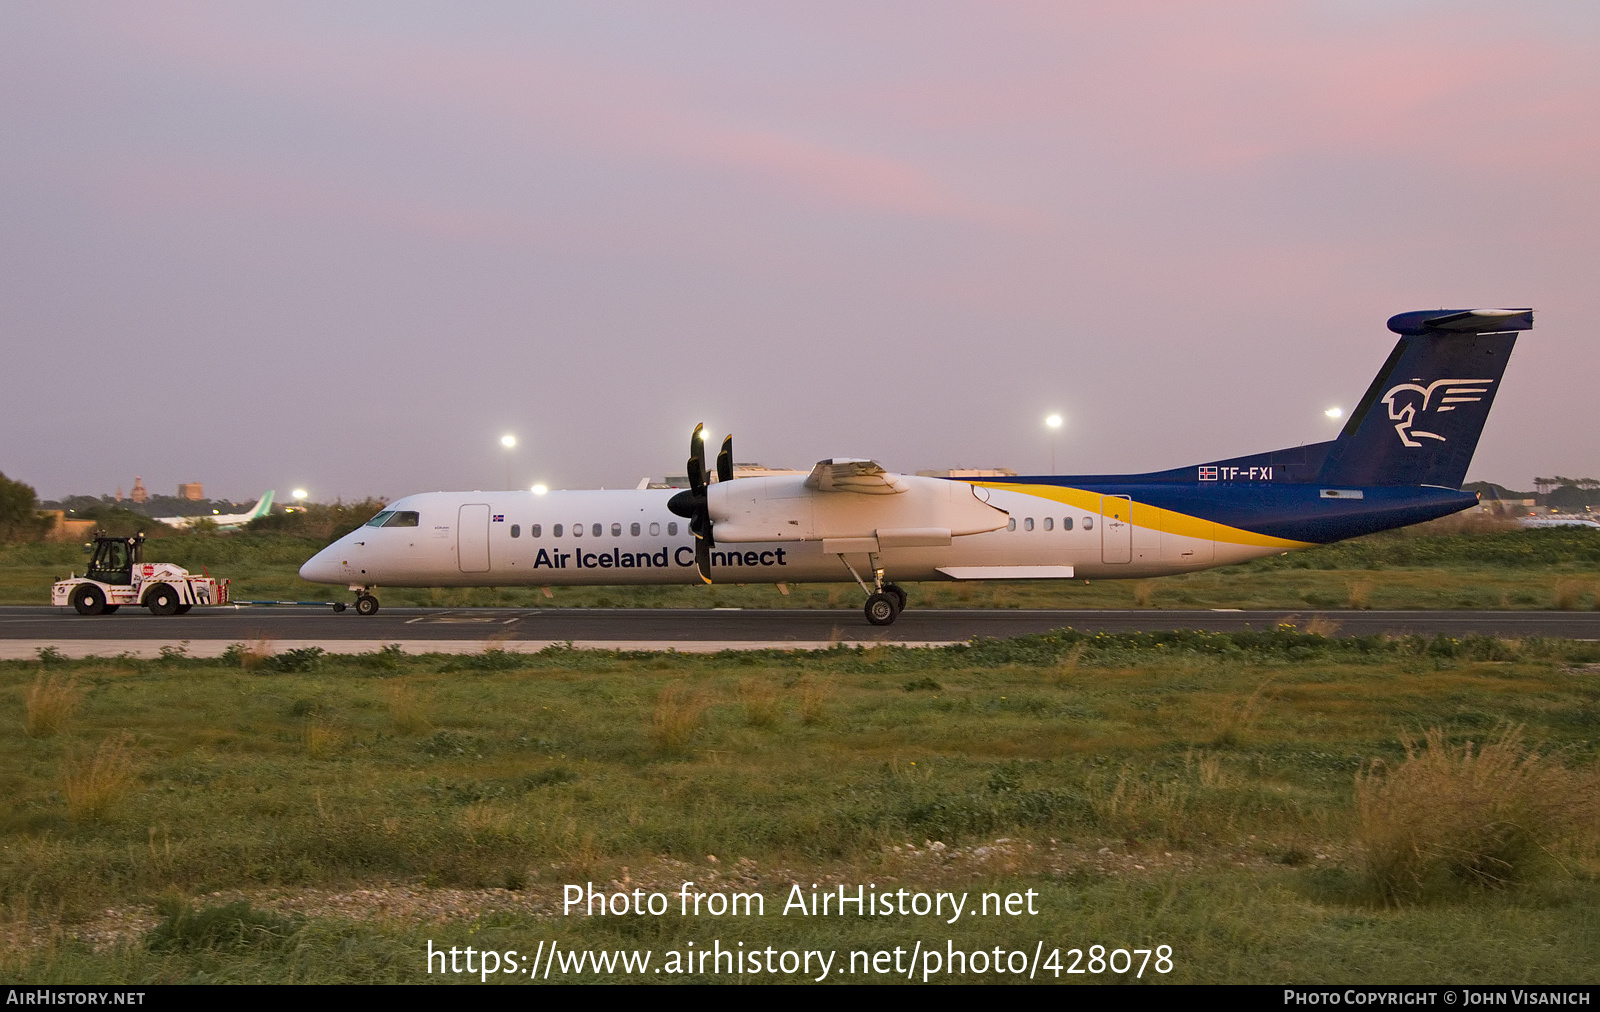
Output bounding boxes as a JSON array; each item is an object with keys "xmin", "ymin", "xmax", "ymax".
[{"xmin": 529, "ymin": 545, "xmax": 788, "ymax": 572}]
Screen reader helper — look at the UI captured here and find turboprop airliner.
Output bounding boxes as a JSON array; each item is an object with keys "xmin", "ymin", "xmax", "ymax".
[{"xmin": 299, "ymin": 308, "xmax": 1532, "ymax": 625}]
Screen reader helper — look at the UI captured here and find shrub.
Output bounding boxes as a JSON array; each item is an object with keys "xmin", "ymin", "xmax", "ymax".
[
  {"xmin": 1356, "ymin": 726, "xmax": 1600, "ymax": 901},
  {"xmin": 262, "ymin": 646, "xmax": 325, "ymax": 673}
]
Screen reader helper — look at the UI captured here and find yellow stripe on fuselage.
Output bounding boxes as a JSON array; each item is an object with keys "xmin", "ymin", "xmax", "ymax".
[{"xmin": 973, "ymin": 482, "xmax": 1312, "ymax": 550}]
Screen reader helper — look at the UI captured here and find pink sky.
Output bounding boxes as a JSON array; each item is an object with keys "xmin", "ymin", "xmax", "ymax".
[{"xmin": 3, "ymin": 2, "xmax": 1596, "ymax": 500}]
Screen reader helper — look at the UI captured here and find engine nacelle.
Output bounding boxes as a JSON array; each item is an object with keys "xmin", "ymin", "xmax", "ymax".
[{"xmin": 707, "ymin": 474, "xmax": 1009, "ymax": 546}]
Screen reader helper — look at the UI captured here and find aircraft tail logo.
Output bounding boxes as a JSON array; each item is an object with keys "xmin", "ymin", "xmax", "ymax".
[{"xmin": 1381, "ymin": 378, "xmax": 1496, "ymax": 447}]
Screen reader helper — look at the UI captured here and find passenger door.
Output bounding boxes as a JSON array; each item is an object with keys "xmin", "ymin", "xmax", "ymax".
[
  {"xmin": 458, "ymin": 504, "xmax": 491, "ymax": 572},
  {"xmin": 1101, "ymin": 495, "xmax": 1132, "ymax": 564}
]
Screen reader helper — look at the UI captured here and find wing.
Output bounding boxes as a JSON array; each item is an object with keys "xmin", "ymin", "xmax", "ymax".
[{"xmin": 803, "ymin": 458, "xmax": 909, "ymax": 495}]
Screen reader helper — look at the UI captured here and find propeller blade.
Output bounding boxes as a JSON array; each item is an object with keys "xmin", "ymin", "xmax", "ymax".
[
  {"xmin": 717, "ymin": 434, "xmax": 734, "ymax": 484},
  {"xmin": 687, "ymin": 423, "xmax": 708, "ymax": 495},
  {"xmin": 695, "ymin": 535, "xmax": 713, "ymax": 584}
]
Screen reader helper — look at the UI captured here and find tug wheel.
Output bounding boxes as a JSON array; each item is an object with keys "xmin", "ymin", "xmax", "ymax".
[
  {"xmin": 71, "ymin": 585, "xmax": 107, "ymax": 616},
  {"xmin": 145, "ymin": 584, "xmax": 180, "ymax": 616}
]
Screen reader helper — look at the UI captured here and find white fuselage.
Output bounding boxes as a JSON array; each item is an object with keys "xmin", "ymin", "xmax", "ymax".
[{"xmin": 298, "ymin": 486, "xmax": 1282, "ymax": 590}]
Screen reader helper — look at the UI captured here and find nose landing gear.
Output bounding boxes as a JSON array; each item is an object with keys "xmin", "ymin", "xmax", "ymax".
[{"xmin": 349, "ymin": 586, "xmax": 380, "ymax": 616}]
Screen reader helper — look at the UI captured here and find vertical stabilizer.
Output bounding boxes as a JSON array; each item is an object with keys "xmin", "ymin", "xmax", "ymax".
[{"xmin": 1317, "ymin": 309, "xmax": 1530, "ymax": 488}]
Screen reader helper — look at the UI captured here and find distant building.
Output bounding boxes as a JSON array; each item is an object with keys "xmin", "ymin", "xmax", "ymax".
[
  {"xmin": 178, "ymin": 482, "xmax": 204, "ymax": 500},
  {"xmin": 130, "ymin": 476, "xmax": 148, "ymax": 503}
]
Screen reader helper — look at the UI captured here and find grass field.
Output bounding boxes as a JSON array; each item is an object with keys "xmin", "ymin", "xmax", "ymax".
[
  {"xmin": 4, "ymin": 524, "xmax": 1599, "ymax": 611},
  {"xmin": 3, "ymin": 630, "xmax": 1597, "ymax": 983}
]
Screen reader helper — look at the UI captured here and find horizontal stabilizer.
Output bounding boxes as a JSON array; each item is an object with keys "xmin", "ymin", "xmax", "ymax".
[{"xmin": 1387, "ymin": 308, "xmax": 1532, "ymax": 336}]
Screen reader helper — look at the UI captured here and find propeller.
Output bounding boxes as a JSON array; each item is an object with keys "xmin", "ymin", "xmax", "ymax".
[{"xmin": 667, "ymin": 423, "xmax": 733, "ymax": 583}]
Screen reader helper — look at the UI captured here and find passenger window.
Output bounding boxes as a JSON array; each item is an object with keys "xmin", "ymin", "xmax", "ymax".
[
  {"xmin": 364, "ymin": 511, "xmax": 394, "ymax": 527},
  {"xmin": 1007, "ymin": 518, "xmax": 1016, "ymax": 531},
  {"xmin": 382, "ymin": 511, "xmax": 420, "ymax": 527},
  {"xmin": 650, "ymin": 522, "xmax": 661, "ymax": 536},
  {"xmin": 554, "ymin": 524, "xmax": 564, "ymax": 537},
  {"xmin": 1062, "ymin": 516, "xmax": 1073, "ymax": 531},
  {"xmin": 532, "ymin": 524, "xmax": 542, "ymax": 538},
  {"xmin": 593, "ymin": 523, "xmax": 602, "ymax": 537},
  {"xmin": 573, "ymin": 523, "xmax": 583, "ymax": 537},
  {"xmin": 630, "ymin": 522, "xmax": 640, "ymax": 536},
  {"xmin": 1024, "ymin": 517, "xmax": 1034, "ymax": 531},
  {"xmin": 510, "ymin": 524, "xmax": 520, "ymax": 538},
  {"xmin": 668, "ymin": 522, "xmax": 678, "ymax": 536},
  {"xmin": 1083, "ymin": 516, "xmax": 1094, "ymax": 531},
  {"xmin": 1044, "ymin": 517, "xmax": 1053, "ymax": 531},
  {"xmin": 611, "ymin": 523, "xmax": 621, "ymax": 537}
]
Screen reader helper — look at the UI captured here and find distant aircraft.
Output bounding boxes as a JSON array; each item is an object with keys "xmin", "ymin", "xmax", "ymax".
[
  {"xmin": 299, "ymin": 308, "xmax": 1532, "ymax": 624},
  {"xmin": 156, "ymin": 491, "xmax": 275, "ymax": 530},
  {"xmin": 1519, "ymin": 515, "xmax": 1600, "ymax": 530}
]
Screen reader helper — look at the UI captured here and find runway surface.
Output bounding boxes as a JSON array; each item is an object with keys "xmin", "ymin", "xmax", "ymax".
[{"xmin": 1, "ymin": 605, "xmax": 1596, "ymax": 658}]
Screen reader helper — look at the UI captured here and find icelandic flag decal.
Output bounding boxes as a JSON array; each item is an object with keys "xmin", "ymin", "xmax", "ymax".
[
  {"xmin": 492, "ymin": 514, "xmax": 505, "ymax": 522},
  {"xmin": 1198, "ymin": 467, "xmax": 1218, "ymax": 481}
]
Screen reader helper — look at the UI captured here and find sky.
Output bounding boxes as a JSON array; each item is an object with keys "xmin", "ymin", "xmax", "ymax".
[{"xmin": 3, "ymin": 2, "xmax": 1597, "ymax": 503}]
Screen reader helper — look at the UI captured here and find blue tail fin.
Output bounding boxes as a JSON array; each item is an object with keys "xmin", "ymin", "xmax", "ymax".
[{"xmin": 1317, "ymin": 309, "xmax": 1531, "ymax": 488}]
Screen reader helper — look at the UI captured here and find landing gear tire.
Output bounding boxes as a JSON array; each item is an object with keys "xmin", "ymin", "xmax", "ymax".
[
  {"xmin": 72, "ymin": 585, "xmax": 107, "ymax": 616},
  {"xmin": 355, "ymin": 594, "xmax": 380, "ymax": 617},
  {"xmin": 146, "ymin": 584, "xmax": 180, "ymax": 616},
  {"xmin": 174, "ymin": 604, "xmax": 192, "ymax": 615},
  {"xmin": 864, "ymin": 591, "xmax": 900, "ymax": 627},
  {"xmin": 883, "ymin": 583, "xmax": 907, "ymax": 611},
  {"xmin": 332, "ymin": 602, "xmax": 347, "ymax": 613}
]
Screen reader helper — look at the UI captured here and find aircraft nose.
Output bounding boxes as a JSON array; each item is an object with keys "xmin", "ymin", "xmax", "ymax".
[{"xmin": 299, "ymin": 546, "xmax": 345, "ymax": 584}]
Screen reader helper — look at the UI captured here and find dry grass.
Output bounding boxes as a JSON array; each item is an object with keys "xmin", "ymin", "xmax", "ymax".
[
  {"xmin": 737, "ymin": 678, "xmax": 781, "ymax": 728},
  {"xmin": 23, "ymin": 673, "xmax": 82, "ymax": 738},
  {"xmin": 384, "ymin": 683, "xmax": 432, "ymax": 736},
  {"xmin": 61, "ymin": 734, "xmax": 138, "ymax": 821},
  {"xmin": 1356, "ymin": 726, "xmax": 1600, "ymax": 901},
  {"xmin": 1211, "ymin": 676, "xmax": 1275, "ymax": 747},
  {"xmin": 797, "ymin": 677, "xmax": 831, "ymax": 726},
  {"xmin": 1553, "ymin": 580, "xmax": 1588, "ymax": 611},
  {"xmin": 1346, "ymin": 580, "xmax": 1373, "ymax": 610},
  {"xmin": 649, "ymin": 682, "xmax": 708, "ymax": 755},
  {"xmin": 1304, "ymin": 615, "xmax": 1343, "ymax": 638},
  {"xmin": 301, "ymin": 719, "xmax": 342, "ymax": 759},
  {"xmin": 1087, "ymin": 766, "xmax": 1192, "ymax": 843},
  {"xmin": 1051, "ymin": 643, "xmax": 1088, "ymax": 686},
  {"xmin": 1132, "ymin": 581, "xmax": 1156, "ymax": 607},
  {"xmin": 238, "ymin": 636, "xmax": 274, "ymax": 671}
]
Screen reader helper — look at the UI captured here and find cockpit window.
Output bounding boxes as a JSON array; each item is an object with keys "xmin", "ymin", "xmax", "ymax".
[
  {"xmin": 382, "ymin": 511, "xmax": 420, "ymax": 527},
  {"xmin": 364, "ymin": 511, "xmax": 395, "ymax": 527}
]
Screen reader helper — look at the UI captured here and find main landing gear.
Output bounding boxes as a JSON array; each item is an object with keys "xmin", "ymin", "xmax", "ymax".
[
  {"xmin": 837, "ymin": 553, "xmax": 907, "ymax": 626},
  {"xmin": 350, "ymin": 587, "xmax": 380, "ymax": 616}
]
